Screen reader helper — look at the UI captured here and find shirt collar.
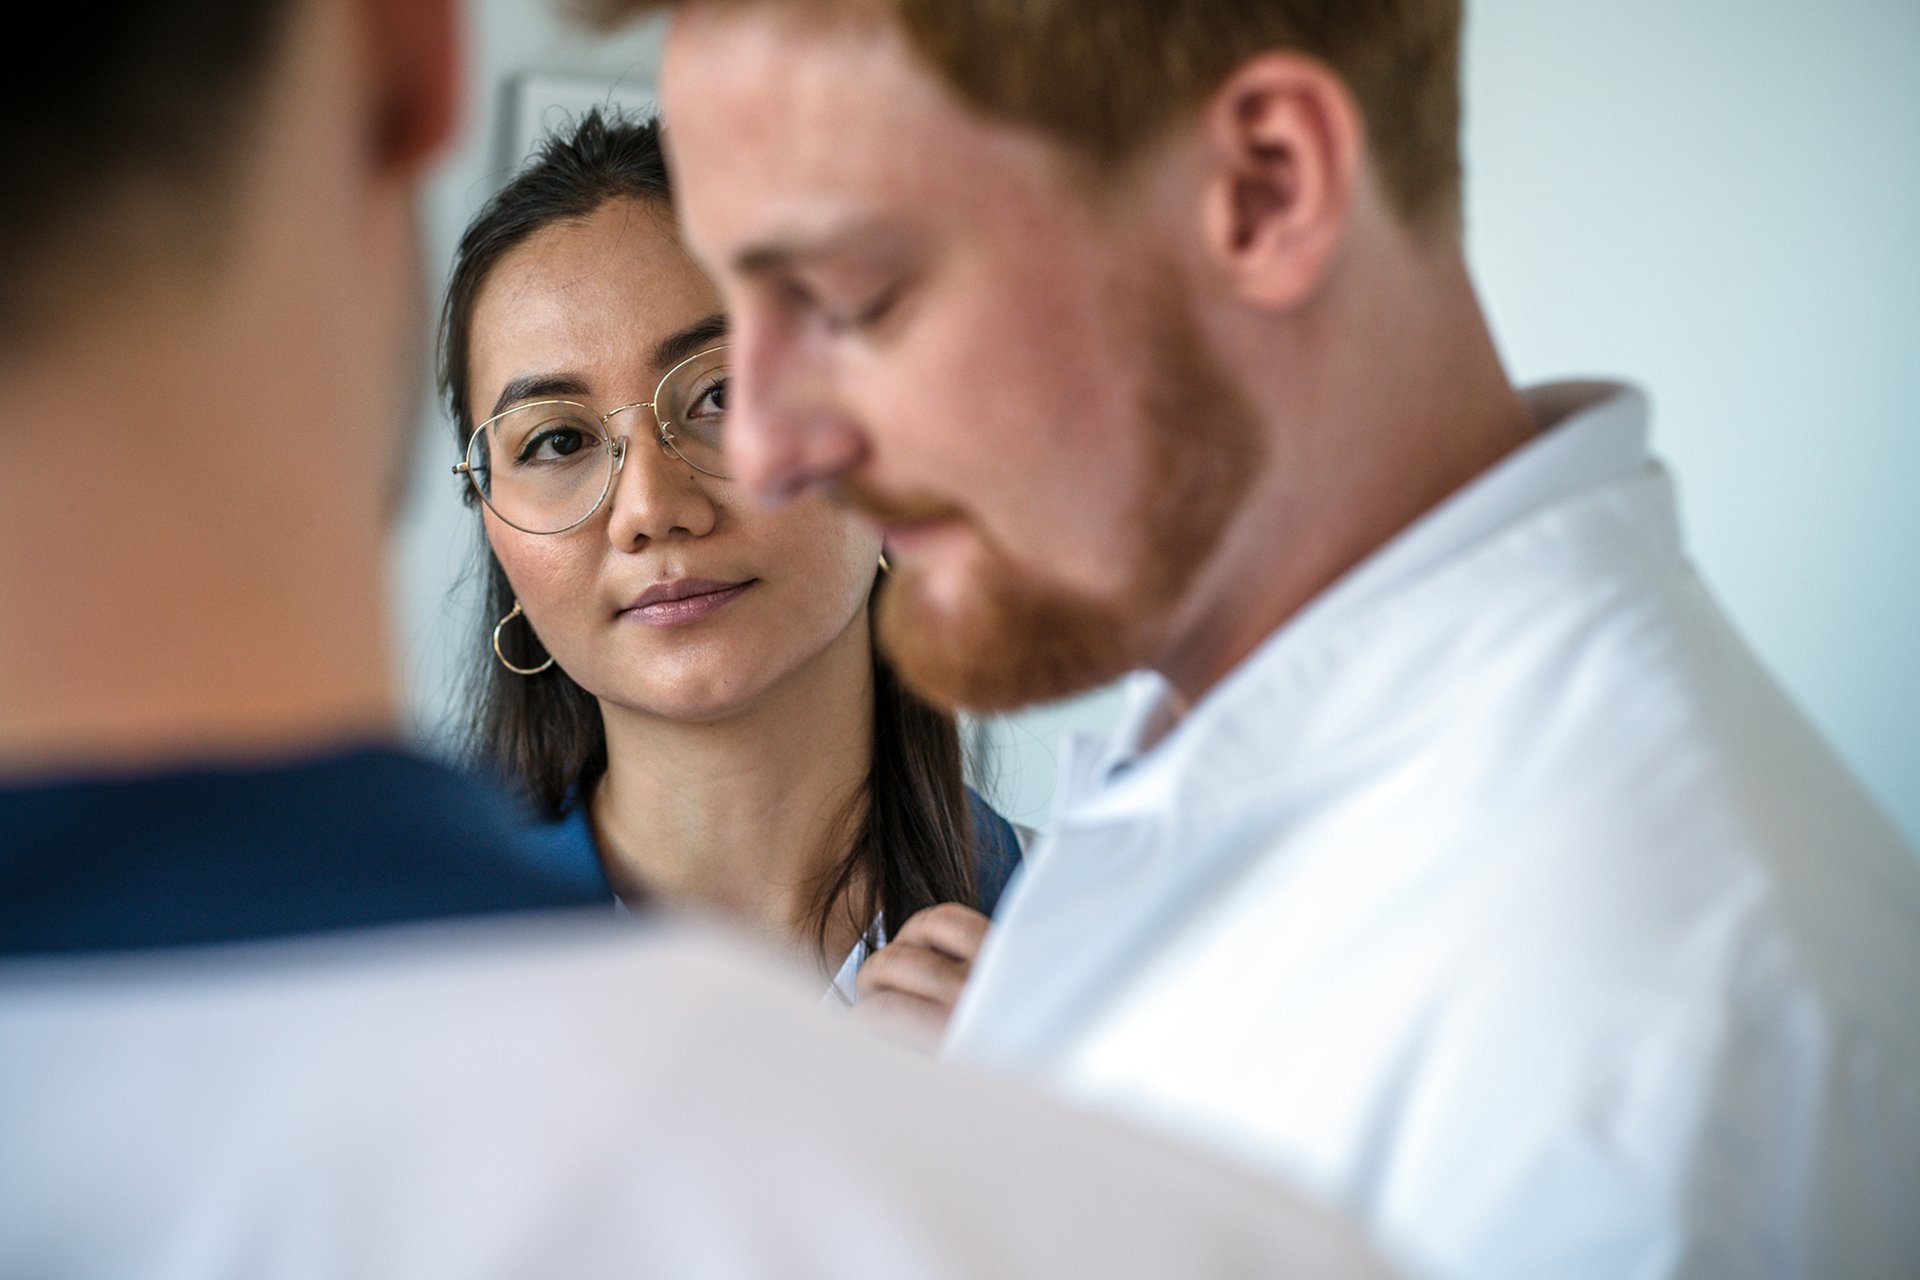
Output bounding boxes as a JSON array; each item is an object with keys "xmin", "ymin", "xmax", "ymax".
[
  {"xmin": 1060, "ymin": 381, "xmax": 1655, "ymax": 813},
  {"xmin": 1299, "ymin": 381, "xmax": 1650, "ymax": 639}
]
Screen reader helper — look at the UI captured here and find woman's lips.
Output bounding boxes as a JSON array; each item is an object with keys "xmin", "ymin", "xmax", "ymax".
[{"xmin": 619, "ymin": 579, "xmax": 754, "ymax": 627}]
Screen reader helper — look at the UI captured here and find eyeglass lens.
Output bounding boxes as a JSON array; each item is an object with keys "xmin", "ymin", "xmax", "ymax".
[{"xmin": 465, "ymin": 346, "xmax": 730, "ymax": 535}]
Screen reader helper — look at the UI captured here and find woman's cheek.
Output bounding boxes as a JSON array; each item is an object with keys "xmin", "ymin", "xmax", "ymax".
[{"xmin": 488, "ymin": 532, "xmax": 598, "ymax": 666}]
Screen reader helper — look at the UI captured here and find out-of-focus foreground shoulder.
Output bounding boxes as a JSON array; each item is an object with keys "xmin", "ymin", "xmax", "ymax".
[{"xmin": 0, "ymin": 914, "xmax": 1395, "ymax": 1279}]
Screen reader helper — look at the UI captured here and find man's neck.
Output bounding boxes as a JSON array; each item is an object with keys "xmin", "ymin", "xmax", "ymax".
[
  {"xmin": 0, "ymin": 330, "xmax": 400, "ymax": 780},
  {"xmin": 1155, "ymin": 246, "xmax": 1535, "ymax": 712}
]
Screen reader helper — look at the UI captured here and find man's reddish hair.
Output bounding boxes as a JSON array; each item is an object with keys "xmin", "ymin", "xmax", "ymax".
[{"xmin": 594, "ymin": 0, "xmax": 1464, "ymax": 228}]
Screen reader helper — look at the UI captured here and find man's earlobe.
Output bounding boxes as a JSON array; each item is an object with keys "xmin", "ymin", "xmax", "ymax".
[
  {"xmin": 1198, "ymin": 54, "xmax": 1361, "ymax": 310},
  {"xmin": 364, "ymin": 0, "xmax": 463, "ymax": 175}
]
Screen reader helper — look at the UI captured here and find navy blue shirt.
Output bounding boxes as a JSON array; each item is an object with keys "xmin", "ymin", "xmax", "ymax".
[
  {"xmin": 0, "ymin": 747, "xmax": 612, "ymax": 961},
  {"xmin": 519, "ymin": 789, "xmax": 1025, "ymax": 919}
]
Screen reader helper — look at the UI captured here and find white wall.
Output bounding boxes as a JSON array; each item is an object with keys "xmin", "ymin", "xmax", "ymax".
[
  {"xmin": 1463, "ymin": 0, "xmax": 1920, "ymax": 844},
  {"xmin": 394, "ymin": 1, "xmax": 1919, "ymax": 843}
]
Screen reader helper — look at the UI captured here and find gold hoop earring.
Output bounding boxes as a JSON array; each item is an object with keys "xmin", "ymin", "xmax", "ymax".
[
  {"xmin": 878, "ymin": 550, "xmax": 892, "ymax": 574},
  {"xmin": 492, "ymin": 600, "xmax": 555, "ymax": 676}
]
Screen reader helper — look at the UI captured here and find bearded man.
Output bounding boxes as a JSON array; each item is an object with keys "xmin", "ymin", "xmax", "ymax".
[{"xmin": 614, "ymin": 1, "xmax": 1920, "ymax": 1276}]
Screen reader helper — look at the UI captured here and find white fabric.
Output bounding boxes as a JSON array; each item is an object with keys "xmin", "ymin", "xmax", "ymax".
[
  {"xmin": 0, "ymin": 915, "xmax": 1393, "ymax": 1279},
  {"xmin": 825, "ymin": 920, "xmax": 880, "ymax": 1008},
  {"xmin": 626, "ymin": 883, "xmax": 867, "ymax": 1009},
  {"xmin": 623, "ymin": 868, "xmax": 867, "ymax": 1008},
  {"xmin": 947, "ymin": 382, "xmax": 1920, "ymax": 1280}
]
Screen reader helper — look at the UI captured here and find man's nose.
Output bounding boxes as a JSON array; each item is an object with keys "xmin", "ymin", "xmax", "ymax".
[{"xmin": 725, "ymin": 328, "xmax": 869, "ymax": 507}]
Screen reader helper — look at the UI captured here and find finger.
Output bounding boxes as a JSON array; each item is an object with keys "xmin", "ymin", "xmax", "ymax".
[
  {"xmin": 891, "ymin": 902, "xmax": 992, "ymax": 963},
  {"xmin": 856, "ymin": 944, "xmax": 970, "ymax": 1006},
  {"xmin": 856, "ymin": 945, "xmax": 968, "ymax": 1005}
]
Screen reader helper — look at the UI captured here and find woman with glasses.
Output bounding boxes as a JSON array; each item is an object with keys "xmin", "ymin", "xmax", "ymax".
[{"xmin": 439, "ymin": 111, "xmax": 1022, "ymax": 1032}]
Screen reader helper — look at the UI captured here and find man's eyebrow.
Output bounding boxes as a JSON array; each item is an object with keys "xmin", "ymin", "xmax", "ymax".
[
  {"xmin": 489, "ymin": 373, "xmax": 592, "ymax": 419},
  {"xmin": 653, "ymin": 313, "xmax": 729, "ymax": 372},
  {"xmin": 732, "ymin": 218, "xmax": 897, "ymax": 280}
]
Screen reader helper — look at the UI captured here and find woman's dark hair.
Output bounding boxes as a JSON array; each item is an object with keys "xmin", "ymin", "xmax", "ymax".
[{"xmin": 437, "ymin": 109, "xmax": 975, "ymax": 951}]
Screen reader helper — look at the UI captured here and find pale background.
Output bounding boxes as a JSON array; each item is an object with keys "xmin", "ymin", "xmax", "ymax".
[{"xmin": 393, "ymin": 0, "xmax": 1920, "ymax": 845}]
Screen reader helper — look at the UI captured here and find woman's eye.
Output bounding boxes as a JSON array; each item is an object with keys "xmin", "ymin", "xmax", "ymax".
[
  {"xmin": 688, "ymin": 376, "xmax": 729, "ymax": 420},
  {"xmin": 515, "ymin": 425, "xmax": 595, "ymax": 464}
]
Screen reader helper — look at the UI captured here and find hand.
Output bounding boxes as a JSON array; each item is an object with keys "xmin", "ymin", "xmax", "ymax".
[{"xmin": 852, "ymin": 902, "xmax": 992, "ymax": 1053}]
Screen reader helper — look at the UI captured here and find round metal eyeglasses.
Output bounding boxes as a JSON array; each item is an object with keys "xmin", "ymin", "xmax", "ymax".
[{"xmin": 453, "ymin": 344, "xmax": 730, "ymax": 535}]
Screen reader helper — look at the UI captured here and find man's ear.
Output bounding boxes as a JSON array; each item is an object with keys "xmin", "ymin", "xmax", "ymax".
[
  {"xmin": 1197, "ymin": 53, "xmax": 1362, "ymax": 310},
  {"xmin": 360, "ymin": 0, "xmax": 463, "ymax": 176}
]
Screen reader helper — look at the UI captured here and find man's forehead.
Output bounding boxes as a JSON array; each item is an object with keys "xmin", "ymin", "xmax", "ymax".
[
  {"xmin": 661, "ymin": 2, "xmax": 922, "ymax": 145},
  {"xmin": 659, "ymin": 2, "xmax": 1051, "ymax": 260}
]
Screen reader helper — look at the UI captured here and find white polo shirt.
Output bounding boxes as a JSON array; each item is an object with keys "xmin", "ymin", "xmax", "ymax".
[{"xmin": 948, "ymin": 382, "xmax": 1920, "ymax": 1280}]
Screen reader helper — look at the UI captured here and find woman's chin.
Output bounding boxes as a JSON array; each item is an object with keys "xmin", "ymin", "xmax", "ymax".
[{"xmin": 596, "ymin": 675, "xmax": 773, "ymax": 728}]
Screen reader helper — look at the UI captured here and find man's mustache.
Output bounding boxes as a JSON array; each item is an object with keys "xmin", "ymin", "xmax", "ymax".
[{"xmin": 826, "ymin": 475, "xmax": 966, "ymax": 527}]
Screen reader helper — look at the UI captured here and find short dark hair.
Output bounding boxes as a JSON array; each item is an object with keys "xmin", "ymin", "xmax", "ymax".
[
  {"xmin": 0, "ymin": 3, "xmax": 300, "ymax": 339},
  {"xmin": 439, "ymin": 110, "xmax": 978, "ymax": 949}
]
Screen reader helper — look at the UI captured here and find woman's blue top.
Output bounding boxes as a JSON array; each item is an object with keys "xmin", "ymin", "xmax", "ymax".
[{"xmin": 515, "ymin": 788, "xmax": 1025, "ymax": 919}]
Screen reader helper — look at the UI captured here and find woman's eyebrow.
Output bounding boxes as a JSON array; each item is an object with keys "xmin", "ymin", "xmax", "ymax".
[
  {"xmin": 652, "ymin": 313, "xmax": 729, "ymax": 373},
  {"xmin": 485, "ymin": 313, "xmax": 726, "ymax": 419},
  {"xmin": 489, "ymin": 373, "xmax": 591, "ymax": 419}
]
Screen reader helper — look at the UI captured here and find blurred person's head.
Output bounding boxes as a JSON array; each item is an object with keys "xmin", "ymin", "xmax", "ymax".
[
  {"xmin": 595, "ymin": 0, "xmax": 1523, "ymax": 715},
  {"xmin": 0, "ymin": 0, "xmax": 461, "ymax": 772},
  {"xmin": 440, "ymin": 112, "xmax": 976, "ymax": 951}
]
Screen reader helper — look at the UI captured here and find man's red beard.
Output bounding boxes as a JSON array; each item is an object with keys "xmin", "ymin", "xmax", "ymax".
[{"xmin": 853, "ymin": 281, "xmax": 1266, "ymax": 713}]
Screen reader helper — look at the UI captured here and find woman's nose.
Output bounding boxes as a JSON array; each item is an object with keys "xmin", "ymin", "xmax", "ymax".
[{"xmin": 603, "ymin": 431, "xmax": 721, "ymax": 549}]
